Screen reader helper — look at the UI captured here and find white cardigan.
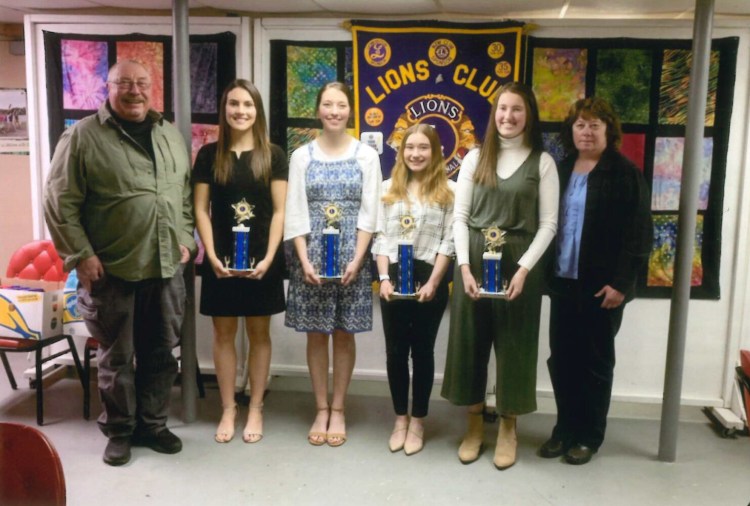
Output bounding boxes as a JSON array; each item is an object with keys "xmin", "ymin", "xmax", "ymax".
[{"xmin": 284, "ymin": 138, "xmax": 382, "ymax": 241}]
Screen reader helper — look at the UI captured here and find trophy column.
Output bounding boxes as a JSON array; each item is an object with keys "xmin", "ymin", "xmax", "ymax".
[
  {"xmin": 226, "ymin": 197, "xmax": 255, "ymax": 273},
  {"xmin": 396, "ymin": 239, "xmax": 415, "ymax": 296},
  {"xmin": 232, "ymin": 224, "xmax": 251, "ymax": 270},
  {"xmin": 322, "ymin": 227, "xmax": 341, "ymax": 278},
  {"xmin": 320, "ymin": 202, "xmax": 343, "ymax": 282},
  {"xmin": 480, "ymin": 251, "xmax": 504, "ymax": 296},
  {"xmin": 479, "ymin": 226, "xmax": 507, "ymax": 299}
]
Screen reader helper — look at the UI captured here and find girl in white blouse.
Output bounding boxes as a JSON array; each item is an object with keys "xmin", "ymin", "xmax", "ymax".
[
  {"xmin": 373, "ymin": 124, "xmax": 455, "ymax": 455},
  {"xmin": 284, "ymin": 82, "xmax": 381, "ymax": 447}
]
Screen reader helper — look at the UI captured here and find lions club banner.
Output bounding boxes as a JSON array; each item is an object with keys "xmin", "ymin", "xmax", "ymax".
[{"xmin": 352, "ymin": 20, "xmax": 525, "ymax": 179}]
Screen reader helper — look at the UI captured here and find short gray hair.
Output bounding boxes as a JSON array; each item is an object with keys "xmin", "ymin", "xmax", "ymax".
[{"xmin": 107, "ymin": 59, "xmax": 148, "ymax": 81}]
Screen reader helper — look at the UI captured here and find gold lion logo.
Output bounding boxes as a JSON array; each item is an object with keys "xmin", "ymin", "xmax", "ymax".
[
  {"xmin": 364, "ymin": 38, "xmax": 391, "ymax": 67},
  {"xmin": 429, "ymin": 38, "xmax": 457, "ymax": 67}
]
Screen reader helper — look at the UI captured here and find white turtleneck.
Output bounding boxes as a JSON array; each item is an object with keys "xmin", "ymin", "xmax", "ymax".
[{"xmin": 453, "ymin": 135, "xmax": 559, "ymax": 269}]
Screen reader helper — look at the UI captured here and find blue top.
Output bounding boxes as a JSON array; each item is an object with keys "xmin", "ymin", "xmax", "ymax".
[{"xmin": 555, "ymin": 172, "xmax": 588, "ymax": 279}]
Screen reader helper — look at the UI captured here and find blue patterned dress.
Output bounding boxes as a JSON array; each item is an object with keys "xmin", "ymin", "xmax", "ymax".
[{"xmin": 285, "ymin": 142, "xmax": 373, "ymax": 334}]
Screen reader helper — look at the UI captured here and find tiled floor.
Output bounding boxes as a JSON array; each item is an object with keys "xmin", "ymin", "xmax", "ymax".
[{"xmin": 1, "ymin": 354, "xmax": 748, "ymax": 506}]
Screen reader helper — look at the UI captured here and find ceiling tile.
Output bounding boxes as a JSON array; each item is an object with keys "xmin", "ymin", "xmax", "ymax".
[
  {"xmin": 0, "ymin": 0, "xmax": 747, "ymax": 24},
  {"xmin": 0, "ymin": 6, "xmax": 23, "ymax": 24},
  {"xmin": 198, "ymin": 0, "xmax": 326, "ymax": 13},
  {"xmin": 0, "ymin": 0, "xmax": 96, "ymax": 6},
  {"xmin": 315, "ymin": 0, "xmax": 438, "ymax": 15},
  {"xmin": 439, "ymin": 0, "xmax": 563, "ymax": 16}
]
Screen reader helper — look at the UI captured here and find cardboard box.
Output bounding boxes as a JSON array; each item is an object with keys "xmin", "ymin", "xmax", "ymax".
[
  {"xmin": 62, "ymin": 270, "xmax": 91, "ymax": 338},
  {"xmin": 0, "ymin": 278, "xmax": 64, "ymax": 339}
]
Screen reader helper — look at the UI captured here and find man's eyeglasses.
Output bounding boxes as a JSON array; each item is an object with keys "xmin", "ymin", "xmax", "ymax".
[{"xmin": 109, "ymin": 79, "xmax": 151, "ymax": 91}]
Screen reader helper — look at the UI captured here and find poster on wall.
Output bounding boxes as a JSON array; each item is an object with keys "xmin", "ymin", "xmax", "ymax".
[
  {"xmin": 43, "ymin": 31, "xmax": 236, "ymax": 161},
  {"xmin": 0, "ymin": 88, "xmax": 29, "ymax": 155},
  {"xmin": 268, "ymin": 40, "xmax": 353, "ymax": 156},
  {"xmin": 526, "ymin": 36, "xmax": 738, "ymax": 299},
  {"xmin": 43, "ymin": 31, "xmax": 237, "ymax": 267},
  {"xmin": 351, "ymin": 20, "xmax": 525, "ymax": 179}
]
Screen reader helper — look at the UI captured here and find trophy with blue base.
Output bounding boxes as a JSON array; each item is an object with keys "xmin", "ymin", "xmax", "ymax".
[
  {"xmin": 224, "ymin": 198, "xmax": 256, "ymax": 274},
  {"xmin": 479, "ymin": 226, "xmax": 507, "ymax": 299},
  {"xmin": 320, "ymin": 203, "xmax": 343, "ymax": 283},
  {"xmin": 391, "ymin": 214, "xmax": 419, "ymax": 300}
]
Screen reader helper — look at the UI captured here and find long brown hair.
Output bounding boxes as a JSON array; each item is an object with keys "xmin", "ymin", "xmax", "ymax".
[
  {"xmin": 474, "ymin": 82, "xmax": 543, "ymax": 188},
  {"xmin": 214, "ymin": 79, "xmax": 272, "ymax": 185},
  {"xmin": 382, "ymin": 123, "xmax": 453, "ymax": 207}
]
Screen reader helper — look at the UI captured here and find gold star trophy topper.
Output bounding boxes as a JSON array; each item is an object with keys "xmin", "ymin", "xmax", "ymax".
[
  {"xmin": 482, "ymin": 226, "xmax": 506, "ymax": 253},
  {"xmin": 400, "ymin": 214, "xmax": 416, "ymax": 239},
  {"xmin": 232, "ymin": 198, "xmax": 255, "ymax": 225},
  {"xmin": 322, "ymin": 203, "xmax": 342, "ymax": 229}
]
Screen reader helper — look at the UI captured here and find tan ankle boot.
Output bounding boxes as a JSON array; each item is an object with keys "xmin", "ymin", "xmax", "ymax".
[
  {"xmin": 458, "ymin": 412, "xmax": 484, "ymax": 464},
  {"xmin": 494, "ymin": 415, "xmax": 517, "ymax": 470}
]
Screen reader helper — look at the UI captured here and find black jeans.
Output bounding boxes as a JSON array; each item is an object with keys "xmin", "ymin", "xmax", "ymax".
[
  {"xmin": 380, "ymin": 260, "xmax": 448, "ymax": 418},
  {"xmin": 548, "ymin": 278, "xmax": 624, "ymax": 450}
]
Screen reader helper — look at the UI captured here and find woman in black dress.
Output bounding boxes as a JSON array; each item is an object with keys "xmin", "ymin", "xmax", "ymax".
[{"xmin": 193, "ymin": 79, "xmax": 288, "ymax": 444}]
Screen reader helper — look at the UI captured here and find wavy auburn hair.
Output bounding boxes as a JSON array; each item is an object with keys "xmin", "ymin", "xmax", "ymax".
[{"xmin": 560, "ymin": 96, "xmax": 623, "ymax": 155}]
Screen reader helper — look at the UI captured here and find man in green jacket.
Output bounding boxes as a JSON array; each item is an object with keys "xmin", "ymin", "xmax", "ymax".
[{"xmin": 44, "ymin": 59, "xmax": 195, "ymax": 466}]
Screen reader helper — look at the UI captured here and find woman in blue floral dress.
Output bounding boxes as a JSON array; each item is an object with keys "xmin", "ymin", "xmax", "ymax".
[{"xmin": 284, "ymin": 82, "xmax": 382, "ymax": 447}]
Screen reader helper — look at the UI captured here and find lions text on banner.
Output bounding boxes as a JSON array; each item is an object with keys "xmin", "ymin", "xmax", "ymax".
[{"xmin": 351, "ymin": 21, "xmax": 526, "ymax": 179}]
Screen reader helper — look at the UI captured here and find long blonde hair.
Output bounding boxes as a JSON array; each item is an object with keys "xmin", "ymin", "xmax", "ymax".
[
  {"xmin": 382, "ymin": 123, "xmax": 453, "ymax": 207},
  {"xmin": 214, "ymin": 79, "xmax": 272, "ymax": 185}
]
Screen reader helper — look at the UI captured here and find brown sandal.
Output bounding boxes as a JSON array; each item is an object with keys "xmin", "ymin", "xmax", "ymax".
[
  {"xmin": 242, "ymin": 403, "xmax": 264, "ymax": 444},
  {"xmin": 326, "ymin": 407, "xmax": 347, "ymax": 447},
  {"xmin": 214, "ymin": 404, "xmax": 237, "ymax": 443},
  {"xmin": 308, "ymin": 406, "xmax": 329, "ymax": 446}
]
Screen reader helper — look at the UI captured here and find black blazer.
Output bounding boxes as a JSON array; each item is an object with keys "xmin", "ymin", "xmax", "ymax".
[{"xmin": 548, "ymin": 148, "xmax": 653, "ymax": 302}]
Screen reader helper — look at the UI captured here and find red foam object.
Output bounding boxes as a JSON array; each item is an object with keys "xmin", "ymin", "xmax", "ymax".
[{"xmin": 5, "ymin": 240, "xmax": 67, "ymax": 283}]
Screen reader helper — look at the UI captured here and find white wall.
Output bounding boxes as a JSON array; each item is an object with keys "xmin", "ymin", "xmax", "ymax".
[
  {"xmin": 249, "ymin": 17, "xmax": 750, "ymax": 409},
  {"xmin": 525, "ymin": 20, "xmax": 750, "ymax": 411},
  {"xmin": 25, "ymin": 14, "xmax": 250, "ymax": 240},
  {"xmin": 27, "ymin": 15, "xmax": 750, "ymax": 410}
]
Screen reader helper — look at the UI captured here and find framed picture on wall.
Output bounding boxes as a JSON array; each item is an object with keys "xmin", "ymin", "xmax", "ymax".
[{"xmin": 0, "ymin": 88, "xmax": 28, "ymax": 154}]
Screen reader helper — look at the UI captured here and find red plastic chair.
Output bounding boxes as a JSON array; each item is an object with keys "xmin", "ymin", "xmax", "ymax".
[
  {"xmin": 0, "ymin": 422, "xmax": 66, "ymax": 505},
  {"xmin": 0, "ymin": 240, "xmax": 85, "ymax": 425}
]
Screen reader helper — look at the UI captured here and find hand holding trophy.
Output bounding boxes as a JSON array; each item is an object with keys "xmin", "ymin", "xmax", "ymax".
[
  {"xmin": 479, "ymin": 226, "xmax": 508, "ymax": 299},
  {"xmin": 225, "ymin": 197, "xmax": 257, "ymax": 275},
  {"xmin": 320, "ymin": 202, "xmax": 343, "ymax": 282},
  {"xmin": 391, "ymin": 214, "xmax": 419, "ymax": 300}
]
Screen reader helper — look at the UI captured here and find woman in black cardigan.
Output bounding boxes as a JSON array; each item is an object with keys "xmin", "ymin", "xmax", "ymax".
[{"xmin": 540, "ymin": 97, "xmax": 652, "ymax": 465}]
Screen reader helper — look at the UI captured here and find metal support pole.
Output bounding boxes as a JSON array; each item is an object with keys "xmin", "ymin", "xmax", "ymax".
[
  {"xmin": 172, "ymin": 0, "xmax": 197, "ymax": 423},
  {"xmin": 658, "ymin": 0, "xmax": 714, "ymax": 462}
]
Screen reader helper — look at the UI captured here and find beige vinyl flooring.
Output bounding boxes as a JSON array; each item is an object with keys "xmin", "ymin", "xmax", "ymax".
[{"xmin": 1, "ymin": 352, "xmax": 749, "ymax": 506}]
